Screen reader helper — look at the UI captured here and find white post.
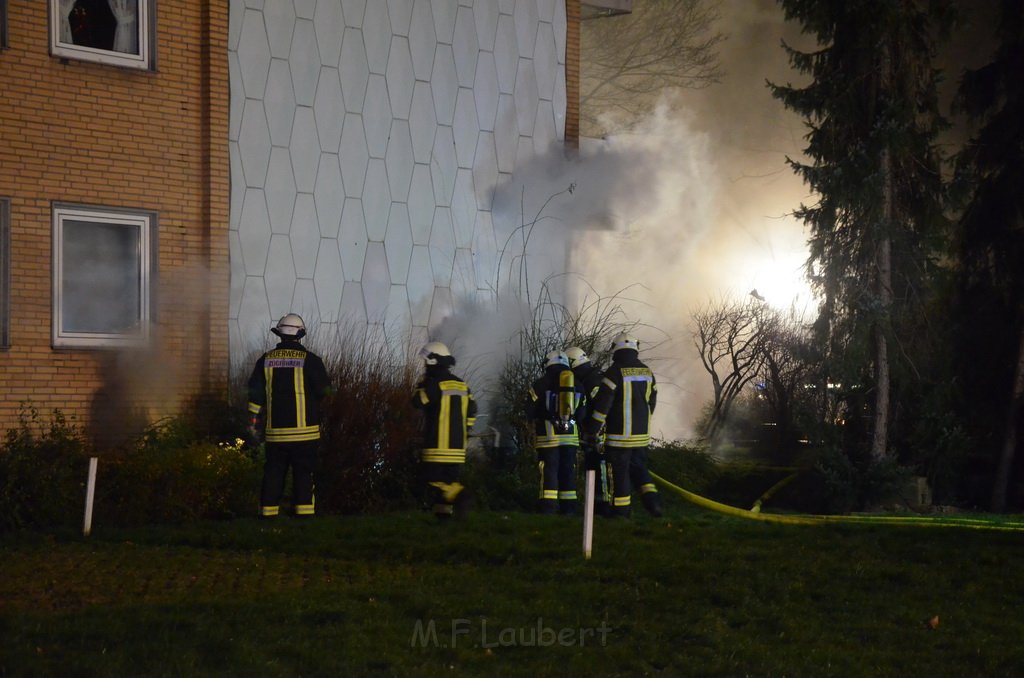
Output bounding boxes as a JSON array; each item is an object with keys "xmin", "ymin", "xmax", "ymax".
[
  {"xmin": 83, "ymin": 457, "xmax": 98, "ymax": 537},
  {"xmin": 582, "ymin": 469, "xmax": 595, "ymax": 559}
]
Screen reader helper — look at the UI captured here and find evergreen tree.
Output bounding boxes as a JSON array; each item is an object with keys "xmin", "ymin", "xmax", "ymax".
[
  {"xmin": 769, "ymin": 0, "xmax": 950, "ymax": 463},
  {"xmin": 952, "ymin": 0, "xmax": 1024, "ymax": 511}
]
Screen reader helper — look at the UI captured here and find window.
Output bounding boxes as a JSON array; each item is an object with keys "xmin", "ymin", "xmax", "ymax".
[
  {"xmin": 0, "ymin": 198, "xmax": 9, "ymax": 349},
  {"xmin": 1, "ymin": 0, "xmax": 8, "ymax": 50},
  {"xmin": 52, "ymin": 204, "xmax": 156, "ymax": 348},
  {"xmin": 50, "ymin": 0, "xmax": 152, "ymax": 70}
]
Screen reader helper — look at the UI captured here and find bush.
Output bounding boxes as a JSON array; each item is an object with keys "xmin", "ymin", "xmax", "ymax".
[
  {"xmin": 809, "ymin": 447, "xmax": 911, "ymax": 513},
  {"xmin": 0, "ymin": 405, "xmax": 91, "ymax": 533},
  {"xmin": 647, "ymin": 439, "xmax": 720, "ymax": 495},
  {"xmin": 97, "ymin": 428, "xmax": 261, "ymax": 526},
  {"xmin": 0, "ymin": 395, "xmax": 263, "ymax": 533},
  {"xmin": 460, "ymin": 437, "xmax": 539, "ymax": 512},
  {"xmin": 314, "ymin": 327, "xmax": 422, "ymax": 514}
]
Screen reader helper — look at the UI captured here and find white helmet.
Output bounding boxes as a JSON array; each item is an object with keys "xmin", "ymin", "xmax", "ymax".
[
  {"xmin": 610, "ymin": 332, "xmax": 639, "ymax": 353},
  {"xmin": 272, "ymin": 313, "xmax": 306, "ymax": 339},
  {"xmin": 565, "ymin": 346, "xmax": 589, "ymax": 368},
  {"xmin": 544, "ymin": 350, "xmax": 569, "ymax": 368},
  {"xmin": 421, "ymin": 341, "xmax": 453, "ymax": 366}
]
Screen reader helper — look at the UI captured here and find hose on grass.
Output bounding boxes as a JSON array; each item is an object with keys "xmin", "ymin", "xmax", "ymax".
[{"xmin": 650, "ymin": 471, "xmax": 1024, "ymax": 532}]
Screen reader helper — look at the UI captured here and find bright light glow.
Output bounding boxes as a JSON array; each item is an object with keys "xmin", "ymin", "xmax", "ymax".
[{"xmin": 743, "ymin": 250, "xmax": 818, "ymax": 314}]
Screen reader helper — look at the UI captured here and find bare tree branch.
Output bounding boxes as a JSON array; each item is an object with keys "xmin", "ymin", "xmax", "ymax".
[{"xmin": 581, "ymin": 0, "xmax": 724, "ymax": 136}]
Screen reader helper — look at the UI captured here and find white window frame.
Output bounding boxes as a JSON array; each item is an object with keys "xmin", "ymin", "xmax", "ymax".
[
  {"xmin": 49, "ymin": 0, "xmax": 153, "ymax": 70},
  {"xmin": 52, "ymin": 204, "xmax": 156, "ymax": 349}
]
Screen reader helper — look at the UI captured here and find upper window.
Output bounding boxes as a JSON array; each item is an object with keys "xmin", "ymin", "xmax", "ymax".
[
  {"xmin": 1, "ymin": 0, "xmax": 8, "ymax": 50},
  {"xmin": 51, "ymin": 0, "xmax": 152, "ymax": 70},
  {"xmin": 52, "ymin": 204, "xmax": 156, "ymax": 349},
  {"xmin": 0, "ymin": 198, "xmax": 9, "ymax": 349}
]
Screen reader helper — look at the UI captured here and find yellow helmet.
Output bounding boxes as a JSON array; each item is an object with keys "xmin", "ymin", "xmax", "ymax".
[{"xmin": 565, "ymin": 346, "xmax": 589, "ymax": 368}]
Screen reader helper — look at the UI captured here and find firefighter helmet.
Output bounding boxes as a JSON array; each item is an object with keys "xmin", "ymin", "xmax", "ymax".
[
  {"xmin": 421, "ymin": 341, "xmax": 454, "ymax": 366},
  {"xmin": 565, "ymin": 346, "xmax": 589, "ymax": 368},
  {"xmin": 272, "ymin": 313, "xmax": 306, "ymax": 339},
  {"xmin": 610, "ymin": 332, "xmax": 639, "ymax": 353},
  {"xmin": 544, "ymin": 350, "xmax": 569, "ymax": 368}
]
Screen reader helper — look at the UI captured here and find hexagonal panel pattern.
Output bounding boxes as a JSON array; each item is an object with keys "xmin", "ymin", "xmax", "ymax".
[
  {"xmin": 229, "ymin": 0, "xmax": 568, "ymax": 361},
  {"xmin": 362, "ymin": 242, "xmax": 391, "ymax": 322},
  {"xmin": 265, "ymin": 234, "xmax": 297, "ymax": 319},
  {"xmin": 363, "ymin": 74, "xmax": 393, "ymax": 158},
  {"xmin": 408, "ymin": 1, "xmax": 436, "ymax": 81},
  {"xmin": 386, "ymin": 37, "xmax": 415, "ymax": 119},
  {"xmin": 289, "ymin": 20, "xmax": 320, "ymax": 106},
  {"xmin": 290, "ymin": 194, "xmax": 320, "ymax": 279},
  {"xmin": 265, "ymin": 147, "xmax": 296, "ymax": 234},
  {"xmin": 386, "ymin": 120, "xmax": 415, "ymax": 200},
  {"xmin": 363, "ymin": 0, "xmax": 392, "ymax": 75},
  {"xmin": 263, "ymin": 1, "xmax": 295, "ymax": 59},
  {"xmin": 314, "ymin": 154, "xmax": 345, "ymax": 237},
  {"xmin": 314, "ymin": 68, "xmax": 345, "ymax": 152},
  {"xmin": 238, "ymin": 100, "xmax": 270, "ymax": 186},
  {"xmin": 452, "ymin": 7, "xmax": 479, "ymax": 88},
  {"xmin": 339, "ymin": 198, "xmax": 368, "ymax": 281},
  {"xmin": 264, "ymin": 59, "xmax": 296, "ymax": 146}
]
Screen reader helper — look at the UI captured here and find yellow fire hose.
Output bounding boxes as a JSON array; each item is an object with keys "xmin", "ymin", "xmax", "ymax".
[{"xmin": 650, "ymin": 471, "xmax": 1024, "ymax": 532}]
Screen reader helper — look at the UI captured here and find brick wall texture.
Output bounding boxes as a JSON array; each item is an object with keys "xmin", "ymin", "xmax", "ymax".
[
  {"xmin": 565, "ymin": 0, "xmax": 580, "ymax": 149},
  {"xmin": 0, "ymin": 2, "xmax": 230, "ymax": 445}
]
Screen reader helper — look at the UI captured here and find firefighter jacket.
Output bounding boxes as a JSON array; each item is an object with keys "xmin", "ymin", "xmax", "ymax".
[
  {"xmin": 572, "ymin": 361, "xmax": 604, "ymax": 421},
  {"xmin": 528, "ymin": 364, "xmax": 584, "ymax": 448},
  {"xmin": 247, "ymin": 340, "xmax": 333, "ymax": 443},
  {"xmin": 413, "ymin": 365, "xmax": 478, "ymax": 464},
  {"xmin": 585, "ymin": 349, "xmax": 657, "ymax": 448}
]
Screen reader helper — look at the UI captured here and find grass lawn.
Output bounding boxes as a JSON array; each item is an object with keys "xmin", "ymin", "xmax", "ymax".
[{"xmin": 2, "ymin": 501, "xmax": 1024, "ymax": 677}]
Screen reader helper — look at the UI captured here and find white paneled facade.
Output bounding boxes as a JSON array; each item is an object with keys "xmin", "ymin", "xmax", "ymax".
[{"xmin": 228, "ymin": 0, "xmax": 567, "ymax": 362}]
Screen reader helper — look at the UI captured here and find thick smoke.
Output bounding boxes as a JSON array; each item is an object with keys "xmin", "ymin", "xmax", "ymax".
[
  {"xmin": 421, "ymin": 0, "xmax": 1002, "ymax": 440},
  {"xmin": 442, "ymin": 1, "xmax": 816, "ymax": 441}
]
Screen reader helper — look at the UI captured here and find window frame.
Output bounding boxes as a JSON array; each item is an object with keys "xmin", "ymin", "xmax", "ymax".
[
  {"xmin": 1, "ymin": 0, "xmax": 8, "ymax": 50},
  {"xmin": 0, "ymin": 198, "xmax": 9, "ymax": 349},
  {"xmin": 49, "ymin": 0, "xmax": 154, "ymax": 70},
  {"xmin": 51, "ymin": 203, "xmax": 157, "ymax": 349}
]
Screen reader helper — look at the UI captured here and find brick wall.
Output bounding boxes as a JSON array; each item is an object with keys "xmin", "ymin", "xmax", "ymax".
[
  {"xmin": 0, "ymin": 2, "xmax": 229, "ymax": 444},
  {"xmin": 565, "ymin": 0, "xmax": 581, "ymax": 149}
]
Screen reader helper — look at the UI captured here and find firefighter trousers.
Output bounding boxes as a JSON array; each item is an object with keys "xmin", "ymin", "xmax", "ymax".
[
  {"xmin": 421, "ymin": 460, "xmax": 465, "ymax": 519},
  {"xmin": 604, "ymin": 446, "xmax": 633, "ymax": 517},
  {"xmin": 583, "ymin": 442, "xmax": 611, "ymax": 516},
  {"xmin": 260, "ymin": 439, "xmax": 318, "ymax": 517},
  {"xmin": 537, "ymin": 445, "xmax": 578, "ymax": 515},
  {"xmin": 629, "ymin": 446, "xmax": 663, "ymax": 516}
]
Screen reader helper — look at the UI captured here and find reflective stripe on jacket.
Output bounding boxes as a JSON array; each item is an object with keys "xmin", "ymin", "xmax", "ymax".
[
  {"xmin": 587, "ymin": 351, "xmax": 657, "ymax": 448},
  {"xmin": 414, "ymin": 369, "xmax": 477, "ymax": 462},
  {"xmin": 247, "ymin": 341, "xmax": 333, "ymax": 443}
]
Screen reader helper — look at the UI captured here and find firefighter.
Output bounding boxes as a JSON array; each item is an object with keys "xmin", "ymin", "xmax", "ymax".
[
  {"xmin": 528, "ymin": 350, "xmax": 584, "ymax": 515},
  {"xmin": 565, "ymin": 346, "xmax": 611, "ymax": 517},
  {"xmin": 412, "ymin": 341, "xmax": 478, "ymax": 520},
  {"xmin": 248, "ymin": 313, "xmax": 333, "ymax": 518},
  {"xmin": 583, "ymin": 333, "xmax": 663, "ymax": 517}
]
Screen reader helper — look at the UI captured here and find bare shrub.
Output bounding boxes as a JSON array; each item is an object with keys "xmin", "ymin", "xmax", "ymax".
[{"xmin": 314, "ymin": 324, "xmax": 422, "ymax": 514}]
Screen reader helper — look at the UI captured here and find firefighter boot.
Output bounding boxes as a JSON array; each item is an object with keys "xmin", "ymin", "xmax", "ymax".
[
  {"xmin": 451, "ymin": 484, "xmax": 473, "ymax": 520},
  {"xmin": 641, "ymin": 490, "xmax": 664, "ymax": 517}
]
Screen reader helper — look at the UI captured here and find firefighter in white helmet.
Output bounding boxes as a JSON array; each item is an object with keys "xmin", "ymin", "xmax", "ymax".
[
  {"xmin": 248, "ymin": 313, "xmax": 333, "ymax": 518},
  {"xmin": 527, "ymin": 349, "xmax": 584, "ymax": 514},
  {"xmin": 565, "ymin": 345, "xmax": 612, "ymax": 517},
  {"xmin": 583, "ymin": 333, "xmax": 662, "ymax": 517},
  {"xmin": 412, "ymin": 341, "xmax": 478, "ymax": 519}
]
